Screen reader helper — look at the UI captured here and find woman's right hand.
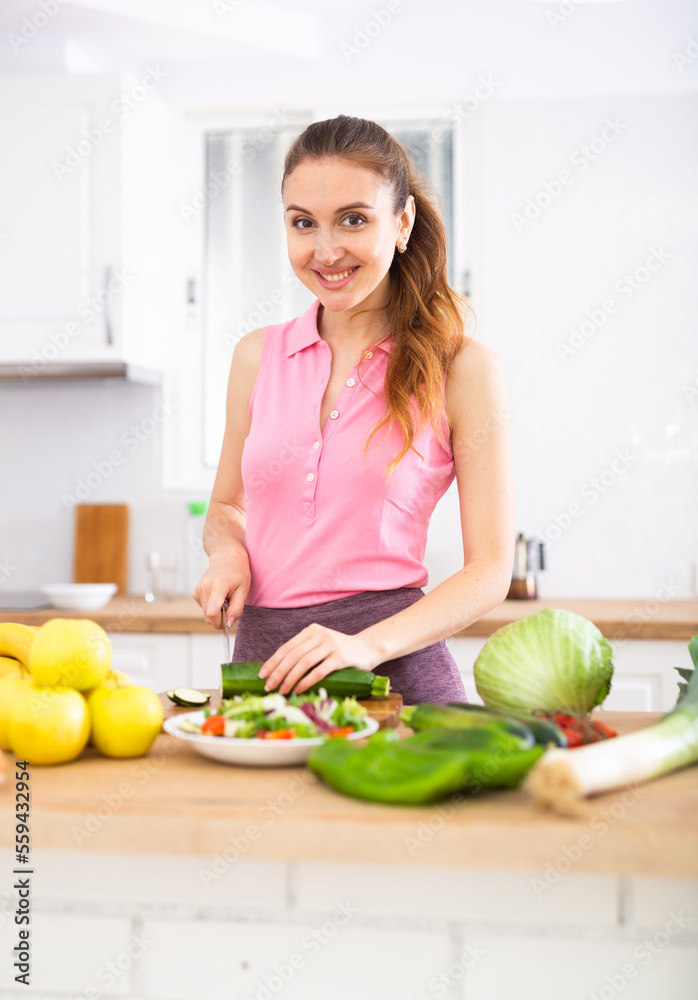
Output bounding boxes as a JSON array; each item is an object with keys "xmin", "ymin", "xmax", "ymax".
[{"xmin": 193, "ymin": 551, "xmax": 251, "ymax": 630}]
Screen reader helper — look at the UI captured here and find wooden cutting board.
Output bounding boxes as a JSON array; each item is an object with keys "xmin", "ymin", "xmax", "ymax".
[
  {"xmin": 73, "ymin": 504, "xmax": 129, "ymax": 593},
  {"xmin": 158, "ymin": 689, "xmax": 403, "ymax": 730}
]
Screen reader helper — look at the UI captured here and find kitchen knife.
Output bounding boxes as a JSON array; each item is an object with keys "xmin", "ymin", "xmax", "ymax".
[{"xmin": 221, "ymin": 598, "xmax": 231, "ymax": 663}]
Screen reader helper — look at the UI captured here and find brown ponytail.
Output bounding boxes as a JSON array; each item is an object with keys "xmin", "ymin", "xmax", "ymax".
[{"xmin": 281, "ymin": 114, "xmax": 476, "ymax": 478}]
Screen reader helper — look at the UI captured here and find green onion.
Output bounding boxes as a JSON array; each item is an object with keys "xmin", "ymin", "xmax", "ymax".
[{"xmin": 525, "ymin": 637, "xmax": 698, "ymax": 816}]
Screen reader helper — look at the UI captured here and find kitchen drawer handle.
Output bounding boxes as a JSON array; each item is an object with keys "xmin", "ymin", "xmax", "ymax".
[{"xmin": 103, "ymin": 265, "xmax": 114, "ymax": 346}]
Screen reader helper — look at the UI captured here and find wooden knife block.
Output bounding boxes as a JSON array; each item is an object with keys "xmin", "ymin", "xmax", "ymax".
[{"xmin": 73, "ymin": 504, "xmax": 129, "ymax": 593}]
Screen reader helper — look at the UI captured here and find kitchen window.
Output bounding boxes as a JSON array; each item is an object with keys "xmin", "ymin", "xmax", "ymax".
[{"xmin": 165, "ymin": 106, "xmax": 473, "ymax": 491}]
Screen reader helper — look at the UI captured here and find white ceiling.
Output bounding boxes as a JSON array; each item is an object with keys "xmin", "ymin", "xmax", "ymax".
[{"xmin": 0, "ymin": 0, "xmax": 696, "ymax": 107}]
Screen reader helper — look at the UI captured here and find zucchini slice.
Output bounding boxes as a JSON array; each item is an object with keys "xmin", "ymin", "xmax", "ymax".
[{"xmin": 166, "ymin": 687, "xmax": 211, "ymax": 707}]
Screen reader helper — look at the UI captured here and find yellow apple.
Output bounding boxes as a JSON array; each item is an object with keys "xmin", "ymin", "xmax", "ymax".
[
  {"xmin": 29, "ymin": 618, "xmax": 111, "ymax": 690},
  {"xmin": 84, "ymin": 669, "xmax": 133, "ymax": 745},
  {"xmin": 0, "ymin": 672, "xmax": 33, "ymax": 750},
  {"xmin": 8, "ymin": 681, "xmax": 90, "ymax": 765},
  {"xmin": 84, "ymin": 668, "xmax": 132, "ymax": 700},
  {"xmin": 89, "ymin": 685, "xmax": 163, "ymax": 758},
  {"xmin": 103, "ymin": 668, "xmax": 132, "ymax": 687}
]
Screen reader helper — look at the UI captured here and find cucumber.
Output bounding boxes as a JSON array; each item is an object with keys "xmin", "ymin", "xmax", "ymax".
[
  {"xmin": 166, "ymin": 688, "xmax": 211, "ymax": 708},
  {"xmin": 447, "ymin": 702, "xmax": 567, "ymax": 748},
  {"xmin": 407, "ymin": 725, "xmax": 532, "ymax": 756},
  {"xmin": 402, "ymin": 702, "xmax": 536, "ymax": 746},
  {"xmin": 220, "ymin": 661, "xmax": 390, "ymax": 699}
]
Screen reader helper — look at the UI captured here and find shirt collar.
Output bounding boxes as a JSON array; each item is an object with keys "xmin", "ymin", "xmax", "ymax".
[{"xmin": 285, "ymin": 298, "xmax": 394, "ymax": 358}]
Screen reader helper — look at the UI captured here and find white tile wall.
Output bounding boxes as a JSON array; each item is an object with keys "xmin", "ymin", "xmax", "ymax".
[
  {"xmin": 0, "ymin": 911, "xmax": 134, "ymax": 994},
  {"xmin": 292, "ymin": 861, "xmax": 620, "ymax": 927},
  {"xmin": 465, "ymin": 932, "xmax": 698, "ymax": 1000},
  {"xmin": 626, "ymin": 876, "xmax": 698, "ymax": 935},
  {"xmin": 139, "ymin": 916, "xmax": 451, "ymax": 1000},
  {"xmin": 26, "ymin": 850, "xmax": 287, "ymax": 913},
  {"xmin": 0, "ymin": 380, "xmax": 193, "ymax": 599},
  {"xmin": 2, "ymin": 849, "xmax": 695, "ymax": 1000}
]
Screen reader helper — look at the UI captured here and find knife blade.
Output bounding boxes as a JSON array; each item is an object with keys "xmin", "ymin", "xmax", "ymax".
[{"xmin": 221, "ymin": 598, "xmax": 231, "ymax": 663}]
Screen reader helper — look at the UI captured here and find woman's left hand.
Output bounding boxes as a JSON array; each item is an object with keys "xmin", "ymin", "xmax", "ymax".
[{"xmin": 258, "ymin": 624, "xmax": 380, "ymax": 695}]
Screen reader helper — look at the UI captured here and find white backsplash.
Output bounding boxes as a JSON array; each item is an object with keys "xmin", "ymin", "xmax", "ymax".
[{"xmin": 0, "ymin": 380, "xmax": 193, "ymax": 598}]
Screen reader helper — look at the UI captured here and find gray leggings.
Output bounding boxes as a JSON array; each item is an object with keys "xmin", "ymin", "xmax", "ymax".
[{"xmin": 231, "ymin": 587, "xmax": 467, "ymax": 706}]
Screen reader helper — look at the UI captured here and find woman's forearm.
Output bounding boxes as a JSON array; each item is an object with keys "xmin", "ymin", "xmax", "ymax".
[
  {"xmin": 358, "ymin": 561, "xmax": 511, "ymax": 664},
  {"xmin": 203, "ymin": 500, "xmax": 248, "ymax": 566}
]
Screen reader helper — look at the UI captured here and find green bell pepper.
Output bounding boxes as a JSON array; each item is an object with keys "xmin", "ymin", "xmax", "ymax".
[{"xmin": 307, "ymin": 724, "xmax": 545, "ymax": 805}]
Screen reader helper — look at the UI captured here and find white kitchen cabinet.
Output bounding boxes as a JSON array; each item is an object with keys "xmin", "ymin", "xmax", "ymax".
[
  {"xmin": 446, "ymin": 637, "xmax": 490, "ymax": 704},
  {"xmin": 0, "ymin": 72, "xmax": 177, "ymax": 371},
  {"xmin": 447, "ymin": 636, "xmax": 686, "ymax": 712},
  {"xmin": 189, "ymin": 633, "xmax": 226, "ymax": 690},
  {"xmin": 107, "ymin": 633, "xmax": 188, "ymax": 692},
  {"xmin": 108, "ymin": 633, "xmax": 224, "ymax": 694},
  {"xmin": 602, "ymin": 639, "xmax": 688, "ymax": 713}
]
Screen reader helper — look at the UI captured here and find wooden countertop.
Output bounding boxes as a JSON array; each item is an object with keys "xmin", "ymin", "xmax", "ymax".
[
  {"xmin": 1, "ymin": 595, "xmax": 696, "ymax": 639},
  {"xmin": 1, "ymin": 712, "xmax": 696, "ymax": 876}
]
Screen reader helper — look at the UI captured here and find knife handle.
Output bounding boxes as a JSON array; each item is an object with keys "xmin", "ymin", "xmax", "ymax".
[{"xmin": 221, "ymin": 598, "xmax": 231, "ymax": 662}]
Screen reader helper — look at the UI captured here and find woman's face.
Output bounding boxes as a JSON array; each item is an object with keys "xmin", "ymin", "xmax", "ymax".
[{"xmin": 283, "ymin": 157, "xmax": 414, "ymax": 317}]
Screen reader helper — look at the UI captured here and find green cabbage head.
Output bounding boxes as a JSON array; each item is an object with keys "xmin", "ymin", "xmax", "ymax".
[{"xmin": 474, "ymin": 609, "xmax": 614, "ymax": 713}]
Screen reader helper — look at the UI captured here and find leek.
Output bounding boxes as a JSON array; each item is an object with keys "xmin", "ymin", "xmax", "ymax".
[{"xmin": 525, "ymin": 637, "xmax": 698, "ymax": 816}]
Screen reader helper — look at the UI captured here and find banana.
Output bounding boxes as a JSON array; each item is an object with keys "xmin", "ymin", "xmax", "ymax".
[
  {"xmin": 0, "ymin": 623, "xmax": 37, "ymax": 668},
  {"xmin": 0, "ymin": 655, "xmax": 25, "ymax": 678}
]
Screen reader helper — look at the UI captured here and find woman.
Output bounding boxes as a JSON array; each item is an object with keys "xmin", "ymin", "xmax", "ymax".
[{"xmin": 194, "ymin": 114, "xmax": 514, "ymax": 705}]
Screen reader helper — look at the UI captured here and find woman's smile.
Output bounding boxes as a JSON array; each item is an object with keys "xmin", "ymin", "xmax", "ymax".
[{"xmin": 313, "ymin": 265, "xmax": 360, "ymax": 288}]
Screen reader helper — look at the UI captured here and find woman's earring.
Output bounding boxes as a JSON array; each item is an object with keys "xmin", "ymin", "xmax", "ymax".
[{"xmin": 396, "ymin": 241, "xmax": 408, "ymax": 254}]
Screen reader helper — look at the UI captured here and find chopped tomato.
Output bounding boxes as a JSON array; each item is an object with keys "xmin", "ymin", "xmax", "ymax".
[
  {"xmin": 258, "ymin": 728, "xmax": 296, "ymax": 740},
  {"xmin": 545, "ymin": 710, "xmax": 617, "ymax": 746},
  {"xmin": 201, "ymin": 714, "xmax": 225, "ymax": 737},
  {"xmin": 592, "ymin": 720, "xmax": 618, "ymax": 740},
  {"xmin": 328, "ymin": 726, "xmax": 355, "ymax": 739}
]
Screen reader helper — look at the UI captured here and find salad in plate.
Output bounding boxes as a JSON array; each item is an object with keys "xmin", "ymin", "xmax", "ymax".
[{"xmin": 177, "ymin": 688, "xmax": 370, "ymax": 740}]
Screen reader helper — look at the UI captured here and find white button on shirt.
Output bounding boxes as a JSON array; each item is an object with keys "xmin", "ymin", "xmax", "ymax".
[
  {"xmin": 346, "ymin": 378, "xmax": 356, "ymax": 387},
  {"xmin": 364, "ymin": 351, "xmax": 373, "ymax": 359},
  {"xmin": 313, "ymin": 440, "xmax": 320, "ymax": 449},
  {"xmin": 307, "ymin": 472, "xmax": 315, "ymax": 482},
  {"xmin": 330, "ymin": 410, "xmax": 339, "ymax": 419}
]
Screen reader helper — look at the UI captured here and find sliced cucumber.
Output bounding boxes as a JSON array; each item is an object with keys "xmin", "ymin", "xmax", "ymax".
[{"xmin": 167, "ymin": 687, "xmax": 211, "ymax": 707}]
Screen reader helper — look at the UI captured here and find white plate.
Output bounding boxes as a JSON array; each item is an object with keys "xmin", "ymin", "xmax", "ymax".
[
  {"xmin": 41, "ymin": 583, "xmax": 117, "ymax": 610},
  {"xmin": 163, "ymin": 711, "xmax": 380, "ymax": 767}
]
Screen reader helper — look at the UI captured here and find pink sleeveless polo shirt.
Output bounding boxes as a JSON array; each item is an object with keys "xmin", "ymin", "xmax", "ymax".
[{"xmin": 241, "ymin": 297, "xmax": 456, "ymax": 608}]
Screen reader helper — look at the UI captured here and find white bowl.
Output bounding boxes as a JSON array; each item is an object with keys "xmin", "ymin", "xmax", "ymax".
[
  {"xmin": 41, "ymin": 583, "xmax": 118, "ymax": 611},
  {"xmin": 163, "ymin": 711, "xmax": 380, "ymax": 767}
]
